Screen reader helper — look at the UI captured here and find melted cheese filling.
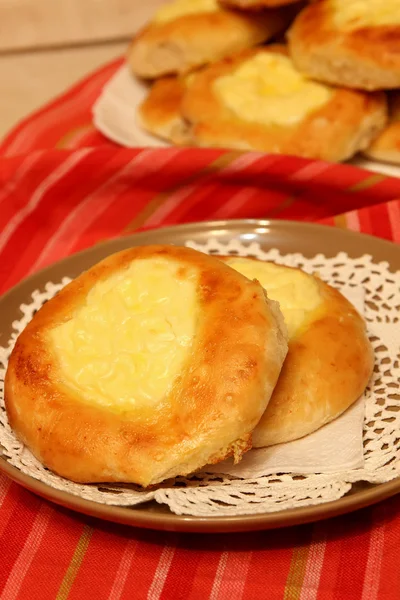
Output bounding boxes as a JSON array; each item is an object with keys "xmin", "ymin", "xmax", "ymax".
[
  {"xmin": 49, "ymin": 258, "xmax": 198, "ymax": 410},
  {"xmin": 213, "ymin": 53, "xmax": 333, "ymax": 127},
  {"xmin": 331, "ymin": 0, "xmax": 400, "ymax": 31},
  {"xmin": 226, "ymin": 258, "xmax": 322, "ymax": 338},
  {"xmin": 153, "ymin": 0, "xmax": 219, "ymax": 24}
]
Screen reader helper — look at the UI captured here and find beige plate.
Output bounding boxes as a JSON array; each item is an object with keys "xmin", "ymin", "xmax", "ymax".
[{"xmin": 1, "ymin": 219, "xmax": 399, "ymax": 533}]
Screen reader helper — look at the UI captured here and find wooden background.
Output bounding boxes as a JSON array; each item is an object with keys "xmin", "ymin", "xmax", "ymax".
[{"xmin": 0, "ymin": 0, "xmax": 166, "ymax": 51}]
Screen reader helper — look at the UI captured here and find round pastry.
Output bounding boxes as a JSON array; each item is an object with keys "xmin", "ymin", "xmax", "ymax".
[
  {"xmin": 287, "ymin": 0, "xmax": 400, "ymax": 91},
  {"xmin": 219, "ymin": 0, "xmax": 302, "ymax": 9},
  {"xmin": 5, "ymin": 245, "xmax": 288, "ymax": 487},
  {"xmin": 220, "ymin": 256, "xmax": 374, "ymax": 447},
  {"xmin": 127, "ymin": 0, "xmax": 293, "ymax": 78},
  {"xmin": 137, "ymin": 74, "xmax": 192, "ymax": 144},
  {"xmin": 363, "ymin": 92, "xmax": 400, "ymax": 165},
  {"xmin": 180, "ymin": 45, "xmax": 387, "ymax": 162}
]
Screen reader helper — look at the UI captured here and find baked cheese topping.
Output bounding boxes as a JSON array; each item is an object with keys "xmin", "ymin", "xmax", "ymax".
[
  {"xmin": 213, "ymin": 53, "xmax": 332, "ymax": 127},
  {"xmin": 226, "ymin": 258, "xmax": 322, "ymax": 338},
  {"xmin": 50, "ymin": 258, "xmax": 198, "ymax": 410},
  {"xmin": 153, "ymin": 0, "xmax": 219, "ymax": 24},
  {"xmin": 331, "ymin": 0, "xmax": 400, "ymax": 31}
]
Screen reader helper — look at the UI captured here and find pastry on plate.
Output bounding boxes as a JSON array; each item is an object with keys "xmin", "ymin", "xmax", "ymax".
[
  {"xmin": 5, "ymin": 245, "xmax": 288, "ymax": 487},
  {"xmin": 137, "ymin": 74, "xmax": 192, "ymax": 144},
  {"xmin": 180, "ymin": 45, "xmax": 387, "ymax": 161},
  {"xmin": 363, "ymin": 92, "xmax": 400, "ymax": 165},
  {"xmin": 220, "ymin": 256, "xmax": 374, "ymax": 447},
  {"xmin": 287, "ymin": 0, "xmax": 400, "ymax": 90},
  {"xmin": 128, "ymin": 0, "xmax": 294, "ymax": 78}
]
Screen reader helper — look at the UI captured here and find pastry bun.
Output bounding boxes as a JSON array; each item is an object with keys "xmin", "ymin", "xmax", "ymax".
[
  {"xmin": 5, "ymin": 245, "xmax": 288, "ymax": 486},
  {"xmin": 137, "ymin": 75, "xmax": 192, "ymax": 144},
  {"xmin": 128, "ymin": 1, "xmax": 293, "ymax": 78},
  {"xmin": 220, "ymin": 256, "xmax": 374, "ymax": 447},
  {"xmin": 363, "ymin": 92, "xmax": 400, "ymax": 165},
  {"xmin": 180, "ymin": 45, "xmax": 387, "ymax": 162},
  {"xmin": 219, "ymin": 0, "xmax": 302, "ymax": 9},
  {"xmin": 288, "ymin": 0, "xmax": 400, "ymax": 91}
]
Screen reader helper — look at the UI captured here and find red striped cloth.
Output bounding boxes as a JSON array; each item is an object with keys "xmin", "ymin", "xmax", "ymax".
[
  {"xmin": 0, "ymin": 59, "xmax": 123, "ymax": 158},
  {"xmin": 0, "ymin": 58, "xmax": 400, "ymax": 600},
  {"xmin": 1, "ymin": 147, "xmax": 400, "ymax": 296}
]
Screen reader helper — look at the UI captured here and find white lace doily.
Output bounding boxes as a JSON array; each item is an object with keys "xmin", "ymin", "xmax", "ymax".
[{"xmin": 1, "ymin": 240, "xmax": 399, "ymax": 517}]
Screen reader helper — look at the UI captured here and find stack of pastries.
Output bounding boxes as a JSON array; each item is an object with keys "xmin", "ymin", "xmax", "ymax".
[
  {"xmin": 5, "ymin": 246, "xmax": 373, "ymax": 487},
  {"xmin": 126, "ymin": 0, "xmax": 400, "ymax": 164}
]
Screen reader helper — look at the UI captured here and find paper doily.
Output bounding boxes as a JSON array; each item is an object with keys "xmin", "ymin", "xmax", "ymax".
[{"xmin": 0, "ymin": 240, "xmax": 399, "ymax": 517}]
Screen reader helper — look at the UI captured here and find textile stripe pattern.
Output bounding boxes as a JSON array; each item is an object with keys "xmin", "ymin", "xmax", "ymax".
[{"xmin": 1, "ymin": 147, "xmax": 400, "ymax": 296}]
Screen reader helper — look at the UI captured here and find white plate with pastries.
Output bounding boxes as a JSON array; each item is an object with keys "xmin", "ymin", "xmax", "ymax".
[
  {"xmin": 92, "ymin": 0, "xmax": 400, "ymax": 178},
  {"xmin": 1, "ymin": 220, "xmax": 399, "ymax": 532}
]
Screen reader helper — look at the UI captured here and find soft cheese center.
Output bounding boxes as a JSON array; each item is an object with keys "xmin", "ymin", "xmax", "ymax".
[
  {"xmin": 153, "ymin": 0, "xmax": 219, "ymax": 24},
  {"xmin": 213, "ymin": 53, "xmax": 332, "ymax": 127},
  {"xmin": 49, "ymin": 258, "xmax": 198, "ymax": 410},
  {"xmin": 331, "ymin": 0, "xmax": 400, "ymax": 31},
  {"xmin": 226, "ymin": 258, "xmax": 322, "ymax": 338}
]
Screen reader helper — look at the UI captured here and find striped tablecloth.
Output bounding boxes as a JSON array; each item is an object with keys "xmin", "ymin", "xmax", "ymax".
[{"xmin": 0, "ymin": 58, "xmax": 400, "ymax": 600}]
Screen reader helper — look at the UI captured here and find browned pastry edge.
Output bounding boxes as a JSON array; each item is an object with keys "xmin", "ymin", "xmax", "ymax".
[
  {"xmin": 219, "ymin": 0, "xmax": 303, "ymax": 9},
  {"xmin": 288, "ymin": 1, "xmax": 400, "ymax": 90}
]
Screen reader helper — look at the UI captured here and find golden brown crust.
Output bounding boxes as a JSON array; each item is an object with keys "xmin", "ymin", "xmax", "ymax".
[
  {"xmin": 5, "ymin": 245, "xmax": 288, "ymax": 486},
  {"xmin": 180, "ymin": 45, "xmax": 387, "ymax": 162},
  {"xmin": 220, "ymin": 256, "xmax": 374, "ymax": 447},
  {"xmin": 219, "ymin": 0, "xmax": 302, "ymax": 8},
  {"xmin": 288, "ymin": 1, "xmax": 400, "ymax": 90},
  {"xmin": 137, "ymin": 75, "xmax": 192, "ymax": 145},
  {"xmin": 127, "ymin": 8, "xmax": 293, "ymax": 78},
  {"xmin": 363, "ymin": 92, "xmax": 400, "ymax": 164}
]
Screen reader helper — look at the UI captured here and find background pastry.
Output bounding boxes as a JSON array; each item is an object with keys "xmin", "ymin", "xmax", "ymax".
[
  {"xmin": 128, "ymin": 0, "xmax": 294, "ymax": 78},
  {"xmin": 288, "ymin": 0, "xmax": 400, "ymax": 91},
  {"xmin": 137, "ymin": 74, "xmax": 193, "ymax": 144},
  {"xmin": 5, "ymin": 245, "xmax": 288, "ymax": 487},
  {"xmin": 220, "ymin": 256, "xmax": 374, "ymax": 447},
  {"xmin": 219, "ymin": 0, "xmax": 302, "ymax": 8},
  {"xmin": 180, "ymin": 45, "xmax": 387, "ymax": 162},
  {"xmin": 363, "ymin": 92, "xmax": 400, "ymax": 165}
]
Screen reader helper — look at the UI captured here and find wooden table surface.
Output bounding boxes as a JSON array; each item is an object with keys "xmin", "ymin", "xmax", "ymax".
[{"xmin": 0, "ymin": 41, "xmax": 127, "ymax": 139}]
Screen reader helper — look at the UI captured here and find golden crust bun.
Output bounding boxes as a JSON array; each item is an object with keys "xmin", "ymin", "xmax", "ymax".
[
  {"xmin": 137, "ymin": 75, "xmax": 192, "ymax": 145},
  {"xmin": 180, "ymin": 45, "xmax": 387, "ymax": 162},
  {"xmin": 5, "ymin": 245, "xmax": 288, "ymax": 487},
  {"xmin": 363, "ymin": 92, "xmax": 400, "ymax": 165},
  {"xmin": 219, "ymin": 0, "xmax": 302, "ymax": 9},
  {"xmin": 127, "ymin": 0, "xmax": 293, "ymax": 78},
  {"xmin": 220, "ymin": 256, "xmax": 374, "ymax": 447},
  {"xmin": 287, "ymin": 0, "xmax": 400, "ymax": 91}
]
